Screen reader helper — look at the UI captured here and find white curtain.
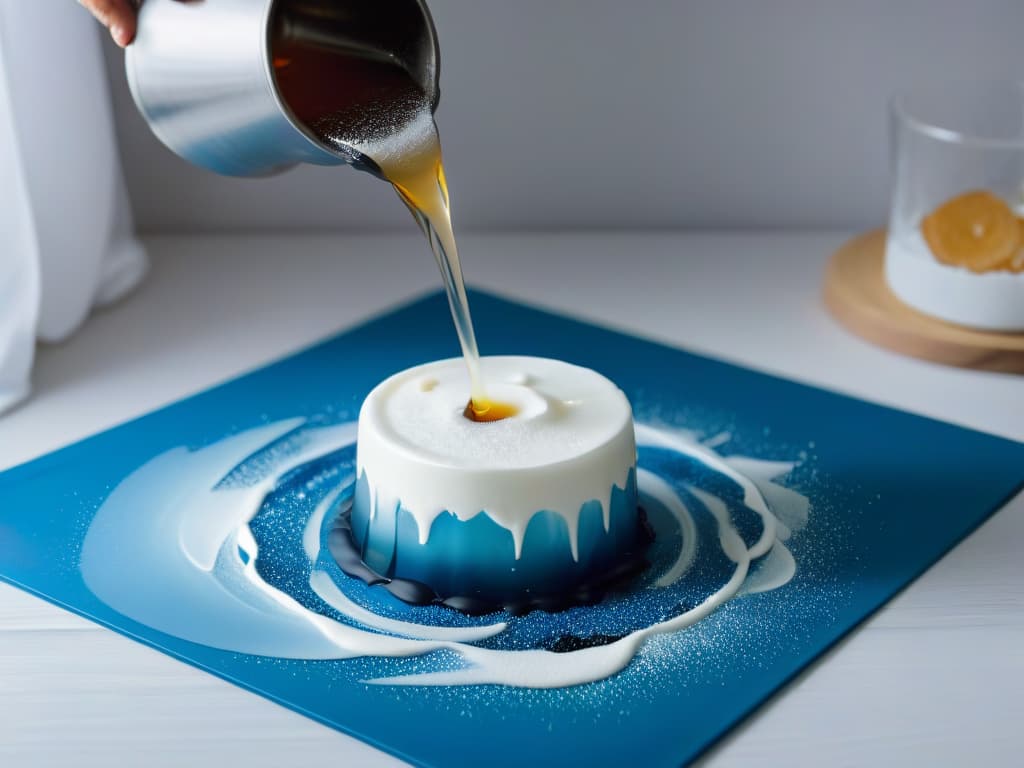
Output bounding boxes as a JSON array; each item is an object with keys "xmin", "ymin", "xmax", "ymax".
[{"xmin": 0, "ymin": 0, "xmax": 146, "ymax": 414}]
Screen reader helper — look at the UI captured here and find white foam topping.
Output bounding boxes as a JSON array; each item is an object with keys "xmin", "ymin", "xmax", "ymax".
[{"xmin": 356, "ymin": 356, "xmax": 637, "ymax": 559}]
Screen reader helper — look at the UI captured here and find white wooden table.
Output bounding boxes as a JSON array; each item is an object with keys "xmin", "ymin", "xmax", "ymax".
[{"xmin": 1, "ymin": 232, "xmax": 1021, "ymax": 767}]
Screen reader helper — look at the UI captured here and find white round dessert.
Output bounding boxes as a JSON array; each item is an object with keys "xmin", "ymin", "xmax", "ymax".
[
  {"xmin": 348, "ymin": 356, "xmax": 643, "ymax": 608},
  {"xmin": 886, "ymin": 230, "xmax": 1024, "ymax": 331}
]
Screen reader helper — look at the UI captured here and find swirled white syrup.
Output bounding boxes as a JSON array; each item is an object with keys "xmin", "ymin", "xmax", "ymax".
[
  {"xmin": 357, "ymin": 356, "xmax": 637, "ymax": 560},
  {"xmin": 81, "ymin": 417, "xmax": 810, "ymax": 689}
]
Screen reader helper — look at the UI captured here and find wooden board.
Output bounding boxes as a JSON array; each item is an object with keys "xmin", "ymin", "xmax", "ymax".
[{"xmin": 824, "ymin": 230, "xmax": 1024, "ymax": 373}]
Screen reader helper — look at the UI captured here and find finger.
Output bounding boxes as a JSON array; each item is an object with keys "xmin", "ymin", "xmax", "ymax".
[{"xmin": 80, "ymin": 0, "xmax": 137, "ymax": 47}]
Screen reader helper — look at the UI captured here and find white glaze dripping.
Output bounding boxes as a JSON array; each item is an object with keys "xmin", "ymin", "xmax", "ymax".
[{"xmin": 357, "ymin": 357, "xmax": 637, "ymax": 563}]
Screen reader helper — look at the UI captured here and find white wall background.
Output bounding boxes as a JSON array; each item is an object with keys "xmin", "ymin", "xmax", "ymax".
[{"xmin": 103, "ymin": 0, "xmax": 1024, "ymax": 234}]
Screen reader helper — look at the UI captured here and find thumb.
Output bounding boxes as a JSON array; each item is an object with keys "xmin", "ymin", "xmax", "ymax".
[{"xmin": 78, "ymin": 0, "xmax": 137, "ymax": 47}]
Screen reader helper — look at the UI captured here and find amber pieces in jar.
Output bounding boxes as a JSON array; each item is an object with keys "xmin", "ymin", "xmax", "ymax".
[{"xmin": 921, "ymin": 190, "xmax": 1023, "ymax": 273}]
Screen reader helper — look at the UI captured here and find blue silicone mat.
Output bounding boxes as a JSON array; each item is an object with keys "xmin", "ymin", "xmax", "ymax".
[{"xmin": 0, "ymin": 290, "xmax": 1021, "ymax": 767}]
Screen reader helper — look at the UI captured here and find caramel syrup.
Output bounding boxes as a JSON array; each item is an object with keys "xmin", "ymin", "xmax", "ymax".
[
  {"xmin": 273, "ymin": 34, "xmax": 517, "ymax": 421},
  {"xmin": 463, "ymin": 399, "xmax": 520, "ymax": 423}
]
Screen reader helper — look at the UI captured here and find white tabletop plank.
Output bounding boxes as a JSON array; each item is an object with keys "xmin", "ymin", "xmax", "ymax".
[{"xmin": 0, "ymin": 232, "xmax": 1021, "ymax": 767}]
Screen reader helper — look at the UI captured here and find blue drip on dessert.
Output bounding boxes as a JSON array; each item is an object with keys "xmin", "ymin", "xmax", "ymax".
[{"xmin": 330, "ymin": 490, "xmax": 655, "ymax": 616}]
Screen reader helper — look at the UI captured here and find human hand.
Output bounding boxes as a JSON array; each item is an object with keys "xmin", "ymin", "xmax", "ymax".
[{"xmin": 79, "ymin": 1, "xmax": 186, "ymax": 48}]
